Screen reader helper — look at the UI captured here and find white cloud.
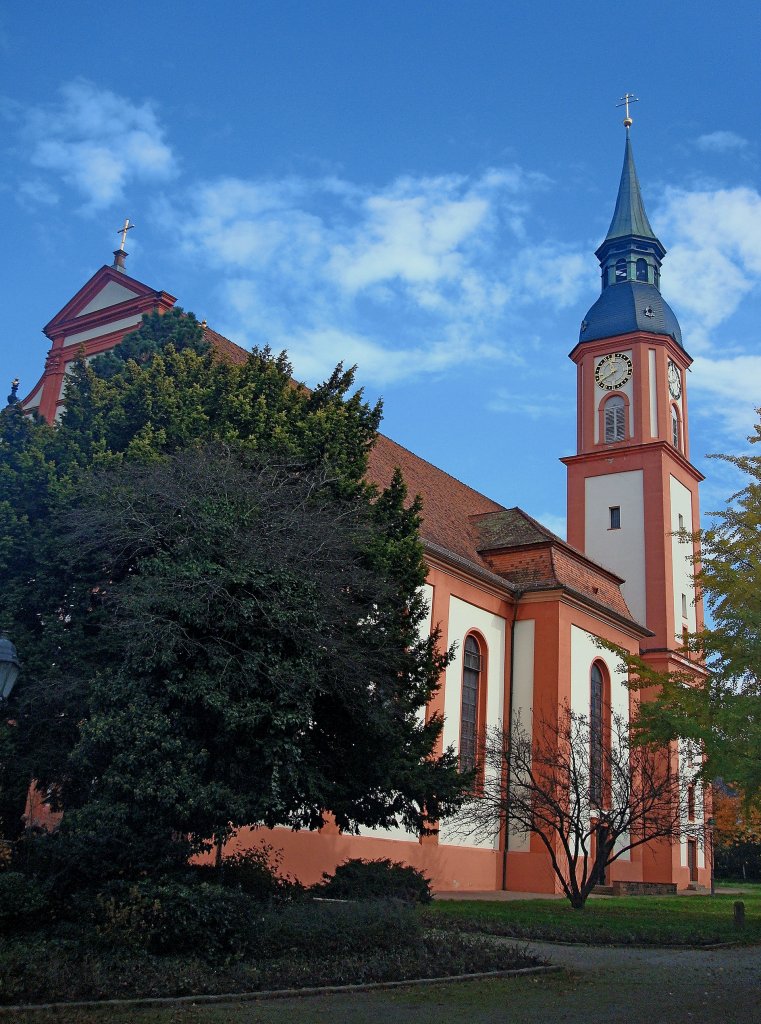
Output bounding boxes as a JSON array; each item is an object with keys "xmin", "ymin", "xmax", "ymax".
[
  {"xmin": 17, "ymin": 179, "xmax": 58, "ymax": 207},
  {"xmin": 486, "ymin": 389, "xmax": 566, "ymax": 419},
  {"xmin": 510, "ymin": 244, "xmax": 590, "ymax": 309},
  {"xmin": 17, "ymin": 79, "xmax": 176, "ymax": 211},
  {"xmin": 689, "ymin": 355, "xmax": 761, "ymax": 435},
  {"xmin": 694, "ymin": 131, "xmax": 749, "ymax": 153},
  {"xmin": 164, "ymin": 165, "xmax": 576, "ymax": 385},
  {"xmin": 654, "ymin": 186, "xmax": 761, "ymax": 346}
]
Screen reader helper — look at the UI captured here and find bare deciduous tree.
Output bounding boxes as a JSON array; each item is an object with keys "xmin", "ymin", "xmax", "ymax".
[{"xmin": 454, "ymin": 706, "xmax": 702, "ymax": 908}]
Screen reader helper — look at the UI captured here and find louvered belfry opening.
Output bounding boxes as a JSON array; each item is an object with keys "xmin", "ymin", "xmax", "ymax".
[{"xmin": 604, "ymin": 395, "xmax": 626, "ymax": 443}]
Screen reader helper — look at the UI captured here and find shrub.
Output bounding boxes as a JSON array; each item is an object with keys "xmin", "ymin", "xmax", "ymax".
[
  {"xmin": 0, "ymin": 872, "xmax": 49, "ymax": 933},
  {"xmin": 316, "ymin": 858, "xmax": 433, "ymax": 904},
  {"xmin": 220, "ymin": 842, "xmax": 303, "ymax": 902},
  {"xmin": 93, "ymin": 879, "xmax": 253, "ymax": 959},
  {"xmin": 249, "ymin": 899, "xmax": 421, "ymax": 959}
]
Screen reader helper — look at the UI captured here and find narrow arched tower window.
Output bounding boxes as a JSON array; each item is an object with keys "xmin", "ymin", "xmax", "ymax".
[
  {"xmin": 615, "ymin": 258, "xmax": 627, "ymax": 282},
  {"xmin": 636, "ymin": 258, "xmax": 648, "ymax": 282},
  {"xmin": 671, "ymin": 405, "xmax": 681, "ymax": 449},
  {"xmin": 460, "ymin": 635, "xmax": 482, "ymax": 773},
  {"xmin": 590, "ymin": 663, "xmax": 604, "ymax": 805},
  {"xmin": 604, "ymin": 395, "xmax": 626, "ymax": 443}
]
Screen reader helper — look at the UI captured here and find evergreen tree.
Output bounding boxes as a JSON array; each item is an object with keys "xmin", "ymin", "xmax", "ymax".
[{"xmin": 0, "ymin": 313, "xmax": 463, "ymax": 878}]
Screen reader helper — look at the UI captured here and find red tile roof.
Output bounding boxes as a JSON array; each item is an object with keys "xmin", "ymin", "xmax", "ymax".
[
  {"xmin": 203, "ymin": 326, "xmax": 250, "ymax": 366},
  {"xmin": 368, "ymin": 435, "xmax": 504, "ymax": 562},
  {"xmin": 205, "ymin": 330, "xmax": 645, "ymax": 631}
]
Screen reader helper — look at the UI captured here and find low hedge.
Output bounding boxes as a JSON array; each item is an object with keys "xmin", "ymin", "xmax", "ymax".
[
  {"xmin": 0, "ymin": 931, "xmax": 539, "ymax": 1005},
  {"xmin": 89, "ymin": 882, "xmax": 420, "ymax": 960}
]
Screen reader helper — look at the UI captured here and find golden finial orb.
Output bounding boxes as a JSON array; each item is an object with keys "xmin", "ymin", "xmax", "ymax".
[{"xmin": 616, "ymin": 92, "xmax": 638, "ymax": 129}]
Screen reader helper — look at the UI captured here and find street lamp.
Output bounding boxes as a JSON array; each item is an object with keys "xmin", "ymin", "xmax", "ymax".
[{"xmin": 0, "ymin": 633, "xmax": 20, "ymax": 701}]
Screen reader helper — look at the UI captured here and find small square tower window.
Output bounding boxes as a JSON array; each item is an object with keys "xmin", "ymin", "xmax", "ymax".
[{"xmin": 609, "ymin": 506, "xmax": 621, "ymax": 530}]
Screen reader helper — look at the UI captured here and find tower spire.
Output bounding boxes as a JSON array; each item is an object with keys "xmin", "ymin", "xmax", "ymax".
[
  {"xmin": 578, "ymin": 110, "xmax": 683, "ymax": 349},
  {"xmin": 603, "ymin": 126, "xmax": 658, "ymax": 244}
]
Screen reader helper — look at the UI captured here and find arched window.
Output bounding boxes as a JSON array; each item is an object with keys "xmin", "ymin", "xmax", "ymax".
[
  {"xmin": 590, "ymin": 663, "xmax": 605, "ymax": 805},
  {"xmin": 604, "ymin": 395, "xmax": 626, "ymax": 443},
  {"xmin": 671, "ymin": 405, "xmax": 681, "ymax": 449},
  {"xmin": 615, "ymin": 258, "xmax": 627, "ymax": 282},
  {"xmin": 636, "ymin": 258, "xmax": 648, "ymax": 282},
  {"xmin": 460, "ymin": 635, "xmax": 482, "ymax": 773}
]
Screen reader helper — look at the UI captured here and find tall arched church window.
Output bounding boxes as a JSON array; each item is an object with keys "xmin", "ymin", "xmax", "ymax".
[
  {"xmin": 615, "ymin": 258, "xmax": 627, "ymax": 282},
  {"xmin": 590, "ymin": 663, "xmax": 604, "ymax": 805},
  {"xmin": 604, "ymin": 395, "xmax": 626, "ymax": 443},
  {"xmin": 460, "ymin": 635, "xmax": 482, "ymax": 773},
  {"xmin": 671, "ymin": 405, "xmax": 681, "ymax": 449},
  {"xmin": 636, "ymin": 258, "xmax": 648, "ymax": 282}
]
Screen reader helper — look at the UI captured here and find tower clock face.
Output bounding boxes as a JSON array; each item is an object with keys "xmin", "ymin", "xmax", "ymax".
[
  {"xmin": 595, "ymin": 352, "xmax": 633, "ymax": 391},
  {"xmin": 667, "ymin": 360, "xmax": 682, "ymax": 399}
]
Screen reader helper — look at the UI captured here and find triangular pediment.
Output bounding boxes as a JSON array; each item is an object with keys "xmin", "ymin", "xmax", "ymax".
[
  {"xmin": 44, "ymin": 264, "xmax": 176, "ymax": 340},
  {"xmin": 76, "ymin": 279, "xmax": 141, "ymax": 316}
]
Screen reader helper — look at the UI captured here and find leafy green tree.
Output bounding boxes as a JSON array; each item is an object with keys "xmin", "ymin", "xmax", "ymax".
[
  {"xmin": 632, "ymin": 411, "xmax": 761, "ymax": 805},
  {"xmin": 0, "ymin": 313, "xmax": 463, "ymax": 876}
]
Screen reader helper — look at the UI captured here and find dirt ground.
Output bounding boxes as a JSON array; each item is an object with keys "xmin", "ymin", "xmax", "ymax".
[{"xmin": 5, "ymin": 939, "xmax": 760, "ymax": 1024}]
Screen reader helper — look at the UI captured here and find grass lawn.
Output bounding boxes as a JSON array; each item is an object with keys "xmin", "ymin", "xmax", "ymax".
[{"xmin": 424, "ymin": 890, "xmax": 761, "ymax": 946}]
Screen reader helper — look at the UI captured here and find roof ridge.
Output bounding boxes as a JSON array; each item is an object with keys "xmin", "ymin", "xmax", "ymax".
[{"xmin": 375, "ymin": 434, "xmax": 506, "ymax": 511}]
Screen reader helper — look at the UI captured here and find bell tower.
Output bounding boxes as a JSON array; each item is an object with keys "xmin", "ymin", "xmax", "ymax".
[{"xmin": 562, "ymin": 115, "xmax": 703, "ymax": 670}]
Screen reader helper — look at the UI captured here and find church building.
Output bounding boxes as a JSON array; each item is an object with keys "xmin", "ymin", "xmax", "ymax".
[{"xmin": 17, "ymin": 122, "xmax": 709, "ymax": 893}]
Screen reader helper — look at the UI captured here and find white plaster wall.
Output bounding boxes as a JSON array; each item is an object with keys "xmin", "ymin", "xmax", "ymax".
[
  {"xmin": 570, "ymin": 626, "xmax": 629, "ymax": 723},
  {"xmin": 648, "ymin": 348, "xmax": 658, "ymax": 438},
  {"xmin": 507, "ymin": 619, "xmax": 535, "ymax": 852},
  {"xmin": 63, "ymin": 313, "xmax": 143, "ymax": 347},
  {"xmin": 670, "ymin": 476, "xmax": 697, "ymax": 638},
  {"xmin": 22, "ymin": 385, "xmax": 42, "ymax": 410},
  {"xmin": 570, "ymin": 625, "xmax": 631, "ymax": 858},
  {"xmin": 679, "ymin": 741, "xmax": 705, "ymax": 870},
  {"xmin": 585, "ymin": 470, "xmax": 646, "ymax": 625},
  {"xmin": 77, "ymin": 281, "xmax": 140, "ymax": 316},
  {"xmin": 593, "ymin": 349, "xmax": 633, "ymax": 443},
  {"xmin": 439, "ymin": 595, "xmax": 507, "ymax": 850}
]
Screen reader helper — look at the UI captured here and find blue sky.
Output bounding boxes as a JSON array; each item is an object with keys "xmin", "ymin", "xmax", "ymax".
[{"xmin": 2, "ymin": 2, "xmax": 760, "ymax": 532}]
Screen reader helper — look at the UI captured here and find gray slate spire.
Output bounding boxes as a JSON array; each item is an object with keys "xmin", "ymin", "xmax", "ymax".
[
  {"xmin": 604, "ymin": 129, "xmax": 658, "ymax": 241},
  {"xmin": 579, "ymin": 126, "xmax": 683, "ymax": 349}
]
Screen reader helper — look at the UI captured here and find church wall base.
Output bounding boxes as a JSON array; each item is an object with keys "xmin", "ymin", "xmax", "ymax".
[{"xmin": 221, "ymin": 825, "xmax": 503, "ymax": 892}]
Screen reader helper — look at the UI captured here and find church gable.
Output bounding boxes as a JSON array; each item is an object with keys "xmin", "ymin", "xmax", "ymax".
[
  {"xmin": 76, "ymin": 279, "xmax": 142, "ymax": 317},
  {"xmin": 43, "ymin": 264, "xmax": 176, "ymax": 342}
]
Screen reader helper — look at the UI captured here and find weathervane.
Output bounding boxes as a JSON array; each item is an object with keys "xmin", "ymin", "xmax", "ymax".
[
  {"xmin": 616, "ymin": 93, "xmax": 638, "ymax": 129},
  {"xmin": 116, "ymin": 218, "xmax": 135, "ymax": 251}
]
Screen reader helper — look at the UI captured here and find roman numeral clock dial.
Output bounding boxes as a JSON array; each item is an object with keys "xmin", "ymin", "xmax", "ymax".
[
  {"xmin": 594, "ymin": 352, "xmax": 633, "ymax": 390},
  {"xmin": 667, "ymin": 360, "xmax": 682, "ymax": 399}
]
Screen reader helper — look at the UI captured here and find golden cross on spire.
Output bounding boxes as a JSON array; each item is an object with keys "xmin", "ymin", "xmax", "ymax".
[
  {"xmin": 616, "ymin": 93, "xmax": 639, "ymax": 128},
  {"xmin": 116, "ymin": 218, "xmax": 135, "ymax": 251}
]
